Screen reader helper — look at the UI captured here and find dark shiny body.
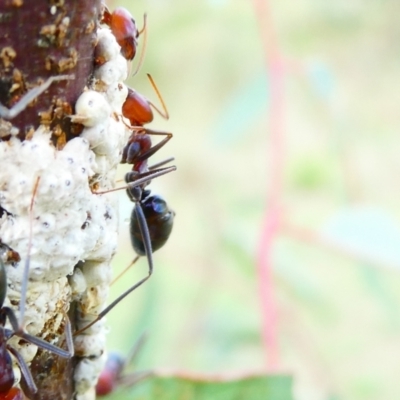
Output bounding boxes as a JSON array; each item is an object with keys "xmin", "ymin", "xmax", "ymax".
[{"xmin": 130, "ymin": 193, "xmax": 175, "ymax": 256}]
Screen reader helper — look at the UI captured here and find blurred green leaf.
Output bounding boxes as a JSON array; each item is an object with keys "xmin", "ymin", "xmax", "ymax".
[
  {"xmin": 110, "ymin": 374, "xmax": 293, "ymax": 400},
  {"xmin": 288, "ymin": 154, "xmax": 334, "ymax": 190}
]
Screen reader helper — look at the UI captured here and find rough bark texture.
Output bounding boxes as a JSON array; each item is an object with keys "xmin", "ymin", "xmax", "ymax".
[
  {"xmin": 0, "ymin": 2, "xmax": 116, "ymax": 400},
  {"xmin": 0, "ymin": 0, "xmax": 101, "ymax": 145}
]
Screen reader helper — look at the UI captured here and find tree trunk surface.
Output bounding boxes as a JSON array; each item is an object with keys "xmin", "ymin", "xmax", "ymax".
[{"xmin": 0, "ymin": 1, "xmax": 130, "ymax": 399}]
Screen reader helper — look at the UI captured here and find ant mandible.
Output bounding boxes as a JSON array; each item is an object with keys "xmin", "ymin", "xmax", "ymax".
[
  {"xmin": 0, "ymin": 178, "xmax": 74, "ymax": 398},
  {"xmin": 101, "ymin": 5, "xmax": 146, "ymax": 61}
]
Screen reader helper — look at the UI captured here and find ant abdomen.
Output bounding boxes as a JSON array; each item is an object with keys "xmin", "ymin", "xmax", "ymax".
[{"xmin": 130, "ymin": 194, "xmax": 175, "ymax": 256}]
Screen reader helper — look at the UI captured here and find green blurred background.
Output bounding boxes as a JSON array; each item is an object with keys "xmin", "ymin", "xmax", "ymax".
[{"xmin": 104, "ymin": 1, "xmax": 400, "ymax": 399}]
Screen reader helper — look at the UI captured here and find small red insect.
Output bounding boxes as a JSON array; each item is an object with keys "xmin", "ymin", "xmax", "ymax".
[
  {"xmin": 102, "ymin": 5, "xmax": 146, "ymax": 61},
  {"xmin": 96, "ymin": 333, "xmax": 152, "ymax": 397},
  {"xmin": 0, "ymin": 387, "xmax": 24, "ymax": 400}
]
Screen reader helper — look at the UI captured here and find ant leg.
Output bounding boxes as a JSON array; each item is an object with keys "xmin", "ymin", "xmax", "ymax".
[
  {"xmin": 20, "ymin": 331, "xmax": 72, "ymax": 358},
  {"xmin": 7, "ymin": 344, "xmax": 37, "ymax": 394},
  {"xmin": 125, "ymin": 165, "xmax": 176, "ymax": 186},
  {"xmin": 75, "ymin": 189, "xmax": 154, "ymax": 336},
  {"xmin": 113, "ymin": 158, "xmax": 175, "ymax": 185},
  {"xmin": 123, "ymin": 331, "xmax": 148, "ymax": 368},
  {"xmin": 118, "ymin": 370, "xmax": 154, "ymax": 388},
  {"xmin": 64, "ymin": 315, "xmax": 75, "ymax": 357},
  {"xmin": 0, "ymin": 75, "xmax": 74, "ymax": 120},
  {"xmin": 149, "ymin": 157, "xmax": 175, "ymax": 171},
  {"xmin": 95, "ymin": 165, "xmax": 176, "ymax": 195},
  {"xmin": 3, "ymin": 307, "xmax": 72, "ymax": 358}
]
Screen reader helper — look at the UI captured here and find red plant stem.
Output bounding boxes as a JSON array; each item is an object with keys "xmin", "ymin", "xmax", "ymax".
[{"xmin": 253, "ymin": 0, "xmax": 286, "ymax": 370}]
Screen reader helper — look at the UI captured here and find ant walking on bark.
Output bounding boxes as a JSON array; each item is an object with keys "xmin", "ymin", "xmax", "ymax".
[
  {"xmin": 75, "ymin": 160, "xmax": 176, "ymax": 336},
  {"xmin": 75, "ymin": 76, "xmax": 176, "ymax": 335}
]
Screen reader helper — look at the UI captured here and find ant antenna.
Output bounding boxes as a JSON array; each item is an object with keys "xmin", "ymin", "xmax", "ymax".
[
  {"xmin": 94, "ymin": 165, "xmax": 176, "ymax": 195},
  {"xmin": 131, "ymin": 13, "xmax": 148, "ymax": 77},
  {"xmin": 111, "ymin": 256, "xmax": 139, "ymax": 286},
  {"xmin": 146, "ymin": 73, "xmax": 169, "ymax": 120}
]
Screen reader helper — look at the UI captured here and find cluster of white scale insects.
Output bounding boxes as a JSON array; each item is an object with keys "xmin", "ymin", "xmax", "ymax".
[{"xmin": 0, "ymin": 27, "xmax": 132, "ymax": 400}]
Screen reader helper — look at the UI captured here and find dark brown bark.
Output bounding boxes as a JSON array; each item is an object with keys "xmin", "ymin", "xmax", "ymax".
[{"xmin": 0, "ymin": 0, "xmax": 101, "ymax": 146}]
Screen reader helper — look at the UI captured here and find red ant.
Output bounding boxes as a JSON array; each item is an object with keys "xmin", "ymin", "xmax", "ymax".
[
  {"xmin": 0, "ymin": 178, "xmax": 73, "ymax": 398},
  {"xmin": 101, "ymin": 5, "xmax": 146, "ymax": 62}
]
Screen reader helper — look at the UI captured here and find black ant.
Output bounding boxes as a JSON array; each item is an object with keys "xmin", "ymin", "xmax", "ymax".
[
  {"xmin": 73, "ymin": 64, "xmax": 176, "ymax": 334},
  {"xmin": 75, "ymin": 160, "xmax": 176, "ymax": 336},
  {"xmin": 0, "ymin": 178, "xmax": 74, "ymax": 398},
  {"xmin": 74, "ymin": 78, "xmax": 176, "ymax": 335}
]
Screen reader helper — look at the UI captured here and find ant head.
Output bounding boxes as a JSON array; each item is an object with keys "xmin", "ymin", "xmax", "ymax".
[
  {"xmin": 122, "ymin": 88, "xmax": 153, "ymax": 126},
  {"xmin": 110, "ymin": 8, "xmax": 139, "ymax": 61}
]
